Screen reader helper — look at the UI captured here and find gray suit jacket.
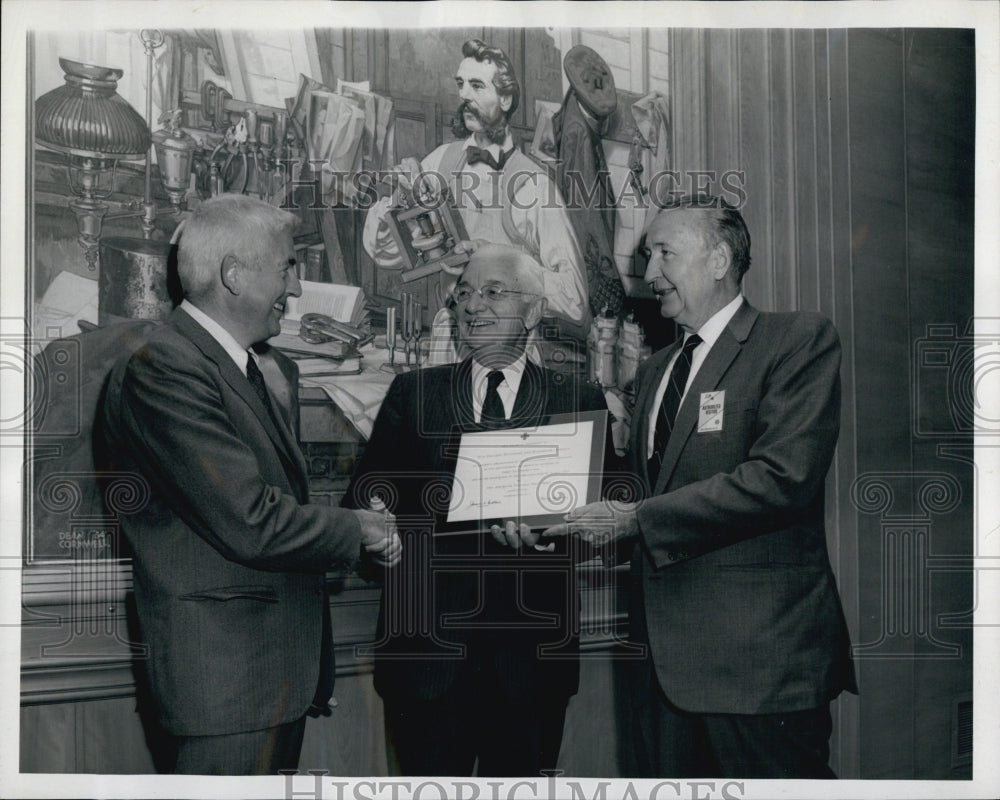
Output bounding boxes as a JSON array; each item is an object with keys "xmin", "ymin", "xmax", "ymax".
[
  {"xmin": 627, "ymin": 300, "xmax": 856, "ymax": 714},
  {"xmin": 102, "ymin": 307, "xmax": 363, "ymax": 736}
]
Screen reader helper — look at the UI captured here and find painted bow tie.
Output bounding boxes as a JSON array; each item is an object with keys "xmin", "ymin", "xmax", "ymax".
[{"xmin": 466, "ymin": 145, "xmax": 514, "ymax": 171}]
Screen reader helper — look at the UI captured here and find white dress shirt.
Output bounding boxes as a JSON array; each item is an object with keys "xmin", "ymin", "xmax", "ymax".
[
  {"xmin": 646, "ymin": 294, "xmax": 744, "ymax": 458},
  {"xmin": 470, "ymin": 354, "xmax": 527, "ymax": 423},
  {"xmin": 180, "ymin": 299, "xmax": 255, "ymax": 377},
  {"xmin": 362, "ymin": 132, "xmax": 587, "ymax": 327}
]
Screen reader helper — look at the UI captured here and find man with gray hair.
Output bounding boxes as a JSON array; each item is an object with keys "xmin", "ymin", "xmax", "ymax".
[
  {"xmin": 102, "ymin": 194, "xmax": 400, "ymax": 774},
  {"xmin": 344, "ymin": 243, "xmax": 607, "ymax": 776}
]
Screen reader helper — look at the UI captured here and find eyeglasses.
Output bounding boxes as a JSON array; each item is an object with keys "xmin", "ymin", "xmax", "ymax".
[{"xmin": 450, "ymin": 284, "xmax": 535, "ymax": 304}]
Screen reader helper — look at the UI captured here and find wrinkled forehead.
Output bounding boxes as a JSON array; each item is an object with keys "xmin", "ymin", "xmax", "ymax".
[{"xmin": 456, "ymin": 56, "xmax": 498, "ymax": 86}]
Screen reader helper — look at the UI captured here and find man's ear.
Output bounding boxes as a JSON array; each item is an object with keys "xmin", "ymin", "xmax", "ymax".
[
  {"xmin": 220, "ymin": 254, "xmax": 242, "ymax": 295},
  {"xmin": 523, "ymin": 296, "xmax": 548, "ymax": 331},
  {"xmin": 710, "ymin": 241, "xmax": 732, "ymax": 281},
  {"xmin": 500, "ymin": 93, "xmax": 513, "ymax": 114}
]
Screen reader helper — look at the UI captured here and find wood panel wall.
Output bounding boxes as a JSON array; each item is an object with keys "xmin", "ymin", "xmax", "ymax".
[
  {"xmin": 670, "ymin": 27, "xmax": 976, "ymax": 780},
  {"xmin": 20, "ymin": 568, "xmax": 636, "ymax": 775}
]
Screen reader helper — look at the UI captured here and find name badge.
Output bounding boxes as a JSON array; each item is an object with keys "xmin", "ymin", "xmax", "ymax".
[{"xmin": 698, "ymin": 391, "xmax": 725, "ymax": 433}]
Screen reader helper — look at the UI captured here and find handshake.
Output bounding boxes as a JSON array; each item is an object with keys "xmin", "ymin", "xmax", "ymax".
[{"xmin": 356, "ymin": 497, "xmax": 402, "ymax": 568}]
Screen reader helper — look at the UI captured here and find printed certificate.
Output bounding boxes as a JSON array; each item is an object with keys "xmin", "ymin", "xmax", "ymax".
[{"xmin": 446, "ymin": 410, "xmax": 607, "ymax": 529}]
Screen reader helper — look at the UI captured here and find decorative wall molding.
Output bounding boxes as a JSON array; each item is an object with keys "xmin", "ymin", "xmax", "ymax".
[{"xmin": 21, "ymin": 561, "xmax": 630, "ymax": 705}]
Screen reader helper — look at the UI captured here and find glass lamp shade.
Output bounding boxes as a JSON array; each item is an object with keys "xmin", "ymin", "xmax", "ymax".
[
  {"xmin": 35, "ymin": 58, "xmax": 150, "ymax": 159},
  {"xmin": 35, "ymin": 58, "xmax": 151, "ymax": 270}
]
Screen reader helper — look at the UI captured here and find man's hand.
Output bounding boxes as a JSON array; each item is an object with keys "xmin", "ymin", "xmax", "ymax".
[
  {"xmin": 489, "ymin": 520, "xmax": 541, "ymax": 550},
  {"xmin": 391, "ymin": 156, "xmax": 449, "ymax": 210},
  {"xmin": 390, "ymin": 157, "xmax": 423, "ymax": 195},
  {"xmin": 542, "ymin": 501, "xmax": 640, "ymax": 548},
  {"xmin": 357, "ymin": 498, "xmax": 402, "ymax": 568}
]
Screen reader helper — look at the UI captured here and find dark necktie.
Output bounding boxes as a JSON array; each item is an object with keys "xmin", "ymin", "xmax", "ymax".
[
  {"xmin": 647, "ymin": 334, "xmax": 702, "ymax": 486},
  {"xmin": 480, "ymin": 370, "xmax": 507, "ymax": 428},
  {"xmin": 246, "ymin": 354, "xmax": 280, "ymax": 429},
  {"xmin": 466, "ymin": 145, "xmax": 514, "ymax": 171}
]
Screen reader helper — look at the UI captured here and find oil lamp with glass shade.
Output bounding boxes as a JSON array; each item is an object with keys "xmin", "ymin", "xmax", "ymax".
[{"xmin": 34, "ymin": 58, "xmax": 151, "ymax": 270}]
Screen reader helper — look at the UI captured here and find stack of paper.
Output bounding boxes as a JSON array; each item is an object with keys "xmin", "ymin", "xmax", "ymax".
[
  {"xmin": 299, "ymin": 344, "xmax": 396, "ymax": 439},
  {"xmin": 286, "ymin": 74, "xmax": 395, "ymax": 204},
  {"xmin": 272, "ymin": 320, "xmax": 355, "ymax": 359},
  {"xmin": 272, "ymin": 280, "xmax": 371, "ymax": 365},
  {"xmin": 285, "ymin": 280, "xmax": 368, "ymax": 327},
  {"xmin": 32, "ymin": 271, "xmax": 100, "ymax": 351},
  {"xmin": 338, "ymin": 79, "xmax": 394, "ymax": 173},
  {"xmin": 293, "ymin": 354, "xmax": 363, "ymax": 377}
]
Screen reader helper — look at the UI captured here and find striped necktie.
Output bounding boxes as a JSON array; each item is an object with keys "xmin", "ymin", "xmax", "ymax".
[{"xmin": 647, "ymin": 334, "xmax": 702, "ymax": 487}]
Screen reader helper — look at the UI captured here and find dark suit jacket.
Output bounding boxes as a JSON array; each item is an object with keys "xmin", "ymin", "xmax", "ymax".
[
  {"xmin": 627, "ymin": 300, "xmax": 856, "ymax": 715},
  {"xmin": 344, "ymin": 358, "xmax": 607, "ymax": 705},
  {"xmin": 102, "ymin": 307, "xmax": 363, "ymax": 736}
]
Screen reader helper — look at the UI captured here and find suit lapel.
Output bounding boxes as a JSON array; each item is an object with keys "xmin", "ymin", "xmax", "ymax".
[
  {"xmin": 653, "ymin": 301, "xmax": 759, "ymax": 495},
  {"xmin": 452, "ymin": 358, "xmax": 478, "ymax": 430},
  {"xmin": 435, "ymin": 362, "xmax": 473, "ymax": 499},
  {"xmin": 171, "ymin": 308, "xmax": 306, "ymax": 494},
  {"xmin": 259, "ymin": 359, "xmax": 309, "ymax": 496},
  {"xmin": 510, "ymin": 360, "xmax": 546, "ymax": 425}
]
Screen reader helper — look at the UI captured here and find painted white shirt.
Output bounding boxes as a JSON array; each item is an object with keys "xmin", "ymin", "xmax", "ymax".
[{"xmin": 363, "ymin": 132, "xmax": 588, "ymax": 327}]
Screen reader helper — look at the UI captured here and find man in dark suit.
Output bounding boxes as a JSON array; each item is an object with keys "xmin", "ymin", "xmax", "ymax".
[
  {"xmin": 545, "ymin": 195, "xmax": 856, "ymax": 778},
  {"xmin": 101, "ymin": 194, "xmax": 400, "ymax": 775},
  {"xmin": 344, "ymin": 244, "xmax": 606, "ymax": 777}
]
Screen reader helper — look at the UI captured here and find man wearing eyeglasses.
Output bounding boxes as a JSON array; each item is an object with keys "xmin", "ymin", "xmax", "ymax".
[
  {"xmin": 101, "ymin": 194, "xmax": 400, "ymax": 774},
  {"xmin": 343, "ymin": 243, "xmax": 607, "ymax": 776}
]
